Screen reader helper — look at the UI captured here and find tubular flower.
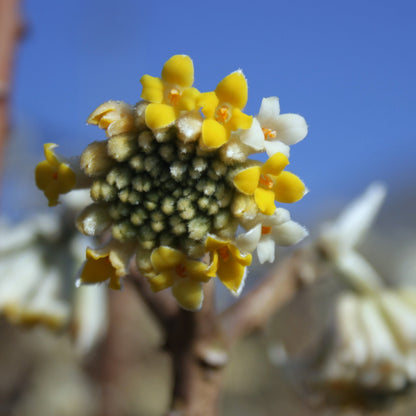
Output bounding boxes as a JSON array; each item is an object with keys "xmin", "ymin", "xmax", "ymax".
[
  {"xmin": 198, "ymin": 71, "xmax": 252, "ymax": 149},
  {"xmin": 147, "ymin": 246, "xmax": 216, "ymax": 310},
  {"xmin": 35, "ymin": 143, "xmax": 78, "ymax": 207},
  {"xmin": 140, "ymin": 55, "xmax": 200, "ymax": 130},
  {"xmin": 240, "ymin": 97, "xmax": 308, "ymax": 157},
  {"xmin": 205, "ymin": 235, "xmax": 252, "ymax": 296},
  {"xmin": 35, "ymin": 54, "xmax": 308, "ymax": 310},
  {"xmin": 236, "ymin": 208, "xmax": 308, "ymax": 264},
  {"xmin": 233, "ymin": 152, "xmax": 306, "ymax": 215}
]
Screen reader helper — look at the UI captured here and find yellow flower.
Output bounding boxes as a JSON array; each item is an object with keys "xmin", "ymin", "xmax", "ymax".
[
  {"xmin": 78, "ymin": 241, "xmax": 135, "ymax": 290},
  {"xmin": 233, "ymin": 152, "xmax": 306, "ymax": 215},
  {"xmin": 35, "ymin": 143, "xmax": 77, "ymax": 207},
  {"xmin": 198, "ymin": 70, "xmax": 253, "ymax": 149},
  {"xmin": 140, "ymin": 55, "xmax": 200, "ymax": 130},
  {"xmin": 205, "ymin": 235, "xmax": 252, "ymax": 296},
  {"xmin": 147, "ymin": 246, "xmax": 216, "ymax": 310}
]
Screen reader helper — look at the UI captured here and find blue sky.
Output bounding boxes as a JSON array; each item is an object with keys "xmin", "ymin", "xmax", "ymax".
[{"xmin": 4, "ymin": 0, "xmax": 416, "ymax": 221}]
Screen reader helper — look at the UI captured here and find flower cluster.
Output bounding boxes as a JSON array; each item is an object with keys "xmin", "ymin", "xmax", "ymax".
[{"xmin": 35, "ymin": 55, "xmax": 308, "ymax": 310}]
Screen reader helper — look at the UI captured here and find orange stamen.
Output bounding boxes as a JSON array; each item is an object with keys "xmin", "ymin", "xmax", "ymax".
[
  {"xmin": 167, "ymin": 88, "xmax": 181, "ymax": 106},
  {"xmin": 262, "ymin": 127, "xmax": 276, "ymax": 140},
  {"xmin": 261, "ymin": 226, "xmax": 272, "ymax": 235},
  {"xmin": 52, "ymin": 172, "xmax": 58, "ymax": 180},
  {"xmin": 258, "ymin": 174, "xmax": 274, "ymax": 189},
  {"xmin": 218, "ymin": 246, "xmax": 230, "ymax": 262},
  {"xmin": 215, "ymin": 105, "xmax": 230, "ymax": 124},
  {"xmin": 175, "ymin": 264, "xmax": 187, "ymax": 278}
]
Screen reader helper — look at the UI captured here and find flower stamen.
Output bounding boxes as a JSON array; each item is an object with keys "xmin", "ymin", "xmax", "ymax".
[
  {"xmin": 215, "ymin": 105, "xmax": 230, "ymax": 124},
  {"xmin": 218, "ymin": 246, "xmax": 230, "ymax": 262},
  {"xmin": 167, "ymin": 88, "xmax": 181, "ymax": 106},
  {"xmin": 262, "ymin": 127, "xmax": 276, "ymax": 140},
  {"xmin": 261, "ymin": 226, "xmax": 272, "ymax": 235},
  {"xmin": 175, "ymin": 264, "xmax": 187, "ymax": 278},
  {"xmin": 259, "ymin": 174, "xmax": 274, "ymax": 190}
]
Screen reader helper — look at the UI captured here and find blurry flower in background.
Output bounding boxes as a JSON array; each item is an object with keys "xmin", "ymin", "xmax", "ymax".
[{"xmin": 0, "ymin": 191, "xmax": 108, "ymax": 355}]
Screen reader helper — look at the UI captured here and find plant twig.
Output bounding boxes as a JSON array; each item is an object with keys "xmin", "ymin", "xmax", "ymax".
[
  {"xmin": 0, "ymin": 0, "xmax": 22, "ymax": 177},
  {"xmin": 220, "ymin": 248, "xmax": 324, "ymax": 347}
]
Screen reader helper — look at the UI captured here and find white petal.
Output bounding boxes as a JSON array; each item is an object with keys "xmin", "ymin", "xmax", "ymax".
[
  {"xmin": 73, "ymin": 285, "xmax": 108, "ymax": 355},
  {"xmin": 236, "ymin": 224, "xmax": 262, "ymax": 253},
  {"xmin": 239, "ymin": 118, "xmax": 265, "ymax": 151},
  {"xmin": 257, "ymin": 96, "xmax": 280, "ymax": 126},
  {"xmin": 323, "ymin": 183, "xmax": 386, "ymax": 249},
  {"xmin": 272, "ymin": 221, "xmax": 308, "ymax": 246},
  {"xmin": 264, "ymin": 140, "xmax": 290, "ymax": 158},
  {"xmin": 334, "ymin": 250, "xmax": 384, "ymax": 291},
  {"xmin": 270, "ymin": 113, "xmax": 307, "ymax": 145},
  {"xmin": 256, "ymin": 237, "xmax": 275, "ymax": 264},
  {"xmin": 266, "ymin": 208, "xmax": 291, "ymax": 226}
]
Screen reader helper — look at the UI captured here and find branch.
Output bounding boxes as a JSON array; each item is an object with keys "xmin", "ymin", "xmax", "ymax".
[
  {"xmin": 127, "ymin": 267, "xmax": 179, "ymax": 330},
  {"xmin": 0, "ymin": 0, "xmax": 22, "ymax": 177},
  {"xmin": 220, "ymin": 247, "xmax": 325, "ymax": 346}
]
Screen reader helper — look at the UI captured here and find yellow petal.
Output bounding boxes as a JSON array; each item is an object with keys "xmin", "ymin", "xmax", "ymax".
[
  {"xmin": 35, "ymin": 160, "xmax": 56, "ymax": 189},
  {"xmin": 44, "ymin": 143, "xmax": 60, "ymax": 165},
  {"xmin": 161, "ymin": 55, "xmax": 194, "ymax": 88},
  {"xmin": 198, "ymin": 92, "xmax": 219, "ymax": 118},
  {"xmin": 273, "ymin": 171, "xmax": 306, "ymax": 203},
  {"xmin": 56, "ymin": 163, "xmax": 77, "ymax": 193},
  {"xmin": 148, "ymin": 271, "xmax": 175, "ymax": 292},
  {"xmin": 177, "ymin": 87, "xmax": 200, "ymax": 111},
  {"xmin": 151, "ymin": 246, "xmax": 184, "ymax": 272},
  {"xmin": 140, "ymin": 74, "xmax": 164, "ymax": 103},
  {"xmin": 80, "ymin": 248, "xmax": 118, "ymax": 286},
  {"xmin": 228, "ymin": 244, "xmax": 252, "ymax": 267},
  {"xmin": 215, "ymin": 70, "xmax": 248, "ymax": 109},
  {"xmin": 201, "ymin": 119, "xmax": 228, "ymax": 149},
  {"xmin": 217, "ymin": 255, "xmax": 246, "ymax": 295},
  {"xmin": 205, "ymin": 235, "xmax": 227, "ymax": 252},
  {"xmin": 172, "ymin": 280, "xmax": 204, "ymax": 311},
  {"xmin": 183, "ymin": 259, "xmax": 212, "ymax": 283},
  {"xmin": 228, "ymin": 108, "xmax": 252, "ymax": 131},
  {"xmin": 254, "ymin": 187, "xmax": 276, "ymax": 215},
  {"xmin": 233, "ymin": 166, "xmax": 261, "ymax": 195},
  {"xmin": 261, "ymin": 152, "xmax": 289, "ymax": 176},
  {"xmin": 145, "ymin": 103, "xmax": 177, "ymax": 129}
]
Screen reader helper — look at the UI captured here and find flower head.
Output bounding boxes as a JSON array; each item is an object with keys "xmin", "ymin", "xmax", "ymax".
[{"xmin": 35, "ymin": 54, "xmax": 308, "ymax": 310}]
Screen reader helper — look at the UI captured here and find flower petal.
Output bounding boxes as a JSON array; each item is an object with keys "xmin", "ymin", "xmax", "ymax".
[
  {"xmin": 172, "ymin": 279, "xmax": 204, "ymax": 311},
  {"xmin": 271, "ymin": 114, "xmax": 308, "ymax": 145},
  {"xmin": 177, "ymin": 87, "xmax": 200, "ymax": 111},
  {"xmin": 201, "ymin": 119, "xmax": 228, "ymax": 149},
  {"xmin": 148, "ymin": 271, "xmax": 175, "ymax": 292},
  {"xmin": 183, "ymin": 258, "xmax": 212, "ymax": 283},
  {"xmin": 151, "ymin": 246, "xmax": 184, "ymax": 272},
  {"xmin": 256, "ymin": 237, "xmax": 276, "ymax": 264},
  {"xmin": 236, "ymin": 224, "xmax": 262, "ymax": 254},
  {"xmin": 140, "ymin": 74, "xmax": 164, "ymax": 103},
  {"xmin": 264, "ymin": 140, "xmax": 290, "ymax": 158},
  {"xmin": 215, "ymin": 70, "xmax": 248, "ymax": 109},
  {"xmin": 198, "ymin": 92, "xmax": 219, "ymax": 118},
  {"xmin": 228, "ymin": 108, "xmax": 252, "ymax": 131},
  {"xmin": 217, "ymin": 256, "xmax": 248, "ymax": 296},
  {"xmin": 272, "ymin": 220, "xmax": 308, "ymax": 246},
  {"xmin": 233, "ymin": 166, "xmax": 261, "ymax": 195},
  {"xmin": 273, "ymin": 171, "xmax": 306, "ymax": 203},
  {"xmin": 254, "ymin": 187, "xmax": 276, "ymax": 215},
  {"xmin": 261, "ymin": 152, "xmax": 289, "ymax": 176},
  {"xmin": 257, "ymin": 96, "xmax": 280, "ymax": 126},
  {"xmin": 161, "ymin": 55, "xmax": 194, "ymax": 88},
  {"xmin": 239, "ymin": 118, "xmax": 265, "ymax": 151},
  {"xmin": 145, "ymin": 103, "xmax": 177, "ymax": 129}
]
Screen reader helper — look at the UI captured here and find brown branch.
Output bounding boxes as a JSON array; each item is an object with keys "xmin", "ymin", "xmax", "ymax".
[
  {"xmin": 220, "ymin": 247, "xmax": 324, "ymax": 346},
  {"xmin": 0, "ymin": 0, "xmax": 22, "ymax": 177},
  {"xmin": 127, "ymin": 267, "xmax": 179, "ymax": 330}
]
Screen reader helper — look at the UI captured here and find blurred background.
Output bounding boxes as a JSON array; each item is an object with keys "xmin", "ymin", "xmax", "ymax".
[{"xmin": 0, "ymin": 0, "xmax": 416, "ymax": 415}]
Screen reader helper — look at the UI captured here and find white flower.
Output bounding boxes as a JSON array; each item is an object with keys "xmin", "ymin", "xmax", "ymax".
[
  {"xmin": 322, "ymin": 289, "xmax": 416, "ymax": 391},
  {"xmin": 236, "ymin": 208, "xmax": 308, "ymax": 263},
  {"xmin": 239, "ymin": 96, "xmax": 308, "ymax": 157},
  {"xmin": 318, "ymin": 183, "xmax": 387, "ymax": 292}
]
